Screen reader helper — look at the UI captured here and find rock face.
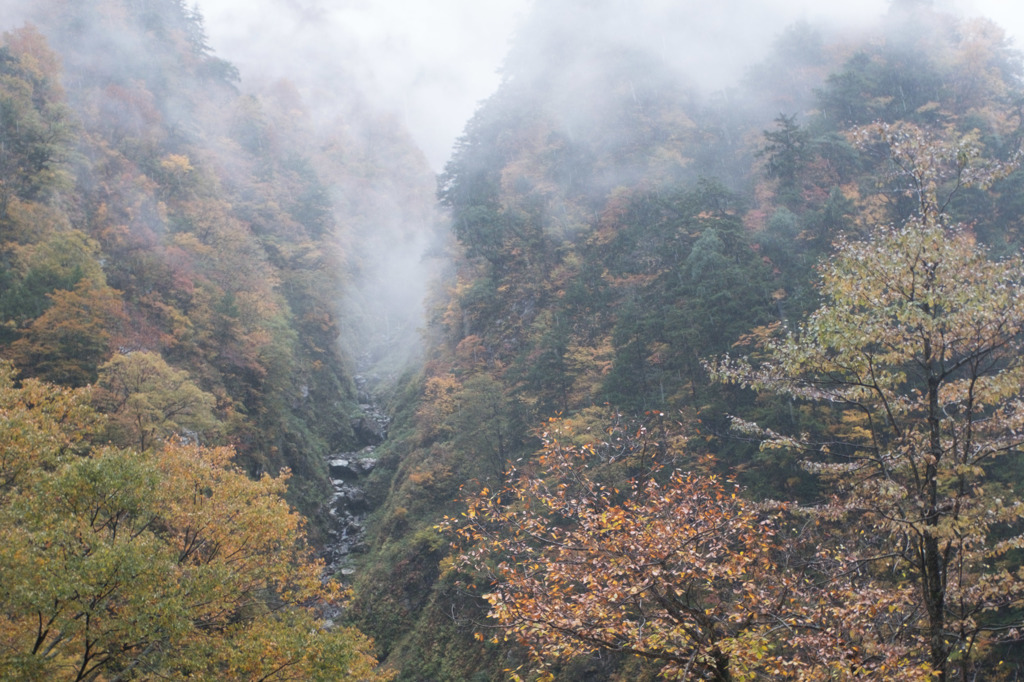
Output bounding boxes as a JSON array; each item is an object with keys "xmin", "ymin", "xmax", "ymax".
[
  {"xmin": 350, "ymin": 375, "xmax": 389, "ymax": 445},
  {"xmin": 322, "ymin": 396, "xmax": 391, "ymax": 575}
]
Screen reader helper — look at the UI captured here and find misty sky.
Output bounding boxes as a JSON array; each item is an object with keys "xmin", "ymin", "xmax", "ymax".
[{"xmin": 195, "ymin": 0, "xmax": 1024, "ymax": 171}]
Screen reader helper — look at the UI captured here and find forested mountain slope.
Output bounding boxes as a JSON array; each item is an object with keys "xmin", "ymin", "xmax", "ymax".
[
  {"xmin": 0, "ymin": 0, "xmax": 436, "ymax": 518},
  {"xmin": 0, "ymin": 0, "xmax": 438, "ymax": 677},
  {"xmin": 6, "ymin": 0, "xmax": 1024, "ymax": 680},
  {"xmin": 347, "ymin": 2, "xmax": 1024, "ymax": 680}
]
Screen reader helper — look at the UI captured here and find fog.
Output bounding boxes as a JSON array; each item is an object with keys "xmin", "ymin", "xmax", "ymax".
[
  {"xmin": 194, "ymin": 0, "xmax": 530, "ymax": 171},
  {"xmin": 185, "ymin": 0, "xmax": 1024, "ymax": 387},
  {"xmin": 4, "ymin": 0, "xmax": 1023, "ymax": 390},
  {"xmin": 2, "ymin": 0, "xmax": 1021, "ymax": 171},
  {"xmin": 197, "ymin": 0, "xmax": 1024, "ymax": 172}
]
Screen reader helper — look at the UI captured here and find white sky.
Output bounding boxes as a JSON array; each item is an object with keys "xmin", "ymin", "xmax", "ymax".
[{"xmin": 194, "ymin": 0, "xmax": 1024, "ymax": 171}]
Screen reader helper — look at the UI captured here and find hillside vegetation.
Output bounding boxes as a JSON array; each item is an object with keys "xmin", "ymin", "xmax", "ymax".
[
  {"xmin": 346, "ymin": 3, "xmax": 1024, "ymax": 680},
  {"xmin": 5, "ymin": 0, "xmax": 1024, "ymax": 680},
  {"xmin": 0, "ymin": 0, "xmax": 431, "ymax": 678}
]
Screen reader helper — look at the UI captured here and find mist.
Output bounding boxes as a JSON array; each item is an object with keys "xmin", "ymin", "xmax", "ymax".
[
  {"xmin": 6, "ymin": 0, "xmax": 1024, "ymax": 678},
  {"xmin": 194, "ymin": 0, "xmax": 530, "ymax": 172},
  {"xmin": 4, "ymin": 0, "xmax": 1022, "ymax": 171},
  {"xmin": 5, "ymin": 0, "xmax": 1020, "ymax": 388},
  {"xmin": 183, "ymin": 0, "xmax": 1024, "ymax": 393},
  {"xmin": 194, "ymin": 0, "xmax": 1024, "ymax": 172}
]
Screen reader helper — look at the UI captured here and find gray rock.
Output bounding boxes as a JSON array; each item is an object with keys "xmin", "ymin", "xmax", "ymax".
[{"xmin": 328, "ymin": 458, "xmax": 360, "ymax": 480}]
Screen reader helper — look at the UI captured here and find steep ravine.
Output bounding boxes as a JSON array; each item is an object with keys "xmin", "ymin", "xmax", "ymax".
[{"xmin": 322, "ymin": 373, "xmax": 392, "ymax": 577}]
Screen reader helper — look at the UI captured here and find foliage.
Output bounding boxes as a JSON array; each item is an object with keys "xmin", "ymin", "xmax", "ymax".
[
  {"xmin": 0, "ymin": 24, "xmax": 75, "ymax": 211},
  {"xmin": 8, "ymin": 1, "xmax": 1024, "ymax": 680},
  {"xmin": 442, "ymin": 415, "xmax": 952, "ymax": 680},
  {"xmin": 0, "ymin": 229, "xmax": 105, "ymax": 327},
  {"xmin": 94, "ymin": 350, "xmax": 220, "ymax": 450},
  {"xmin": 758, "ymin": 114, "xmax": 812, "ymax": 208},
  {"xmin": 710, "ymin": 123, "xmax": 1024, "ymax": 680},
  {"xmin": 0, "ymin": 363, "xmax": 103, "ymax": 492},
  {"xmin": 7, "ymin": 279, "xmax": 127, "ymax": 387},
  {"xmin": 443, "ymin": 419, "xmax": 790, "ymax": 680},
  {"xmin": 0, "ymin": 1, "xmax": 440, "ymax": 526},
  {"xmin": 0, "ymin": 363, "xmax": 388, "ymax": 681},
  {"xmin": 362, "ymin": 5, "xmax": 1024, "ymax": 679}
]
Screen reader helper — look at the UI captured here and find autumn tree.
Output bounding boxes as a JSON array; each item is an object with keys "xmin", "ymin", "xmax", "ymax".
[
  {"xmin": 0, "ymin": 363, "xmax": 389, "ymax": 681},
  {"xmin": 711, "ymin": 123, "xmax": 1024, "ymax": 680},
  {"xmin": 443, "ymin": 417, "xmax": 800, "ymax": 681},
  {"xmin": 0, "ymin": 229, "xmax": 105, "ymax": 325},
  {"xmin": 94, "ymin": 350, "xmax": 219, "ymax": 451},
  {"xmin": 0, "ymin": 24, "xmax": 75, "ymax": 212},
  {"xmin": 0, "ymin": 363, "xmax": 101, "ymax": 494},
  {"xmin": 7, "ymin": 278, "xmax": 127, "ymax": 387}
]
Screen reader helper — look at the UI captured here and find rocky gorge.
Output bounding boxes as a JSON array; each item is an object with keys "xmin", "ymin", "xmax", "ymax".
[{"xmin": 322, "ymin": 376, "xmax": 392, "ymax": 577}]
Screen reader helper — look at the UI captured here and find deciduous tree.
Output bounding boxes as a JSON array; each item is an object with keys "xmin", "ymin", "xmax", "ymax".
[
  {"xmin": 8, "ymin": 278, "xmax": 127, "ymax": 387},
  {"xmin": 443, "ymin": 418, "xmax": 794, "ymax": 681},
  {"xmin": 0, "ymin": 363, "xmax": 389, "ymax": 681},
  {"xmin": 94, "ymin": 350, "xmax": 219, "ymax": 451},
  {"xmin": 711, "ymin": 123, "xmax": 1024, "ymax": 680}
]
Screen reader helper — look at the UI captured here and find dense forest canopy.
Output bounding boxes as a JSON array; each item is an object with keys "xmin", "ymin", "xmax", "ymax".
[
  {"xmin": 350, "ymin": 1, "xmax": 1024, "ymax": 680},
  {"xmin": 4, "ymin": 0, "xmax": 1024, "ymax": 679},
  {"xmin": 0, "ymin": 0, "xmax": 431, "ymax": 677}
]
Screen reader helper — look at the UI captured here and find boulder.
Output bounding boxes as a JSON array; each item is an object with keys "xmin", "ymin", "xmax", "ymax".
[
  {"xmin": 351, "ymin": 414, "xmax": 386, "ymax": 445},
  {"xmin": 328, "ymin": 457, "xmax": 360, "ymax": 480}
]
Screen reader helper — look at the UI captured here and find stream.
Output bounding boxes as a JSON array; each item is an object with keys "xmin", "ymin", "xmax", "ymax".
[{"xmin": 321, "ymin": 373, "xmax": 391, "ymax": 578}]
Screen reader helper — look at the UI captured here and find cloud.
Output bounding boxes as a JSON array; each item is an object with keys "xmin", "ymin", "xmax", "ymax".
[
  {"xmin": 193, "ymin": 0, "xmax": 1024, "ymax": 172},
  {"xmin": 195, "ymin": 0, "xmax": 531, "ymax": 170}
]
